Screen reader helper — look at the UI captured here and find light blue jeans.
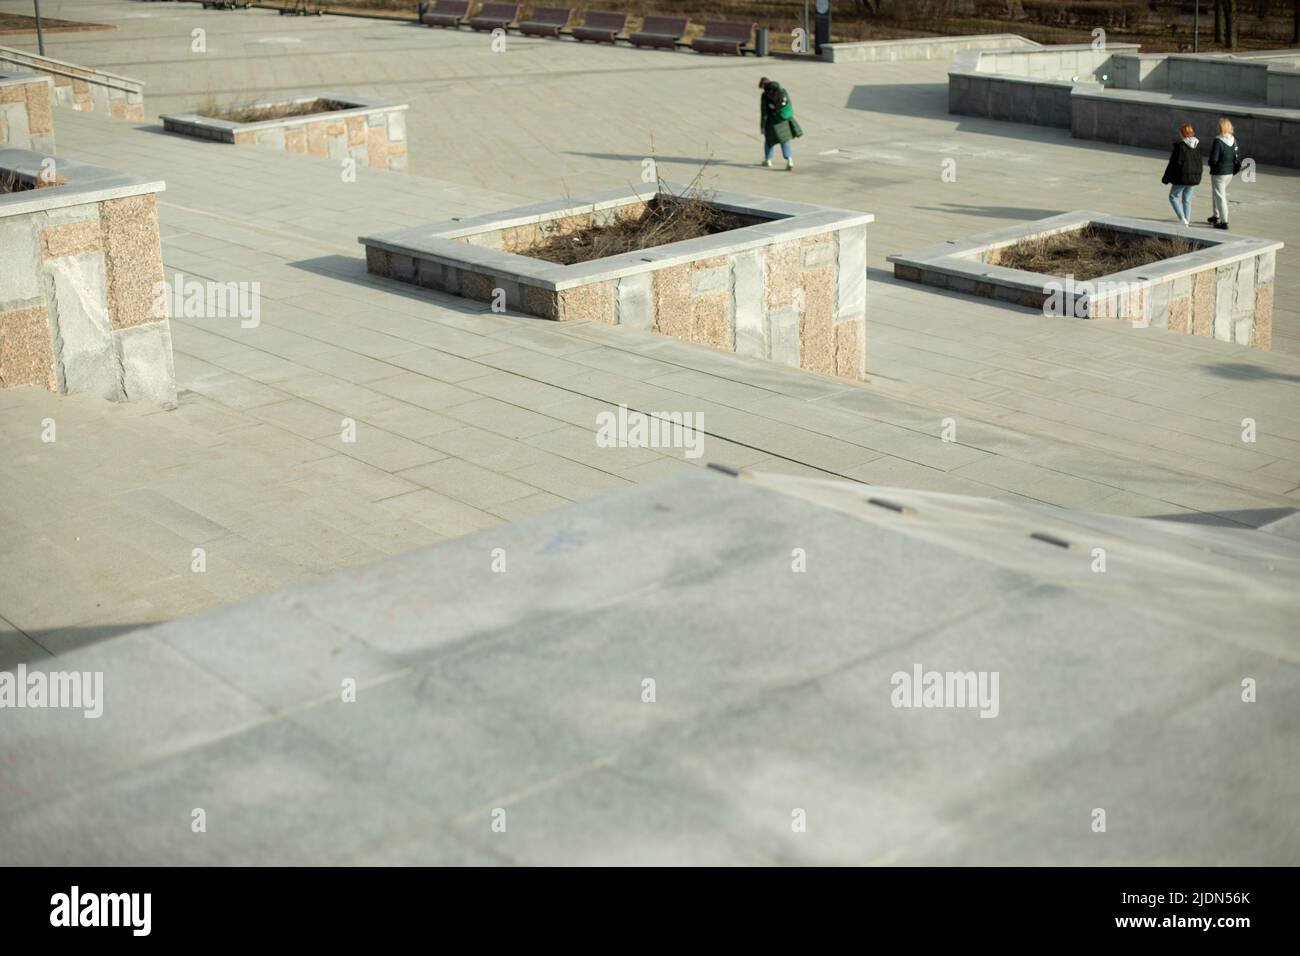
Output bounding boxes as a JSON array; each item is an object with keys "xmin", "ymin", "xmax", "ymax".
[
  {"xmin": 1168, "ymin": 184, "xmax": 1194, "ymax": 223},
  {"xmin": 765, "ymin": 141, "xmax": 792, "ymax": 161}
]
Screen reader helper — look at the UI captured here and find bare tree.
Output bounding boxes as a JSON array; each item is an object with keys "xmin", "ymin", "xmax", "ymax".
[
  {"xmin": 1215, "ymin": 0, "xmax": 1224, "ymax": 43},
  {"xmin": 1294, "ymin": 0, "xmax": 1299, "ymax": 44},
  {"xmin": 1226, "ymin": 0, "xmax": 1238, "ymax": 48}
]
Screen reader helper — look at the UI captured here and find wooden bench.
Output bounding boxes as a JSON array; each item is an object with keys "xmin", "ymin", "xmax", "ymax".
[
  {"xmin": 468, "ymin": 2, "xmax": 520, "ymax": 31},
  {"xmin": 518, "ymin": 6, "xmax": 572, "ymax": 38},
  {"xmin": 572, "ymin": 11, "xmax": 627, "ymax": 44},
  {"xmin": 420, "ymin": 0, "xmax": 470, "ymax": 28},
  {"xmin": 628, "ymin": 16, "xmax": 688, "ymax": 50},
  {"xmin": 691, "ymin": 20, "xmax": 755, "ymax": 56}
]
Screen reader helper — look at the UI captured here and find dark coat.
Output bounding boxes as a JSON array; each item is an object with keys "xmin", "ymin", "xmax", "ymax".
[
  {"xmin": 1161, "ymin": 140, "xmax": 1203, "ymax": 186},
  {"xmin": 1208, "ymin": 136, "xmax": 1240, "ymax": 177},
  {"xmin": 761, "ymin": 83, "xmax": 803, "ymax": 148}
]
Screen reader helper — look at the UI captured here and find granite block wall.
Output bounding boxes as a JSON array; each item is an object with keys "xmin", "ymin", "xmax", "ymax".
[
  {"xmin": 163, "ymin": 104, "xmax": 409, "ymax": 172},
  {"xmin": 0, "ymin": 188, "xmax": 175, "ymax": 402},
  {"xmin": 368, "ymin": 223, "xmax": 870, "ymax": 381},
  {"xmin": 0, "ymin": 74, "xmax": 55, "ymax": 152},
  {"xmin": 0, "ymin": 46, "xmax": 144, "ymax": 122}
]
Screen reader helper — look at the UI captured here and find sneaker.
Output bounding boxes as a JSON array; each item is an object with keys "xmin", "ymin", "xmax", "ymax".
[
  {"xmin": 1214, "ymin": 221, "xmax": 1229, "ymax": 230},
  {"xmin": 1180, "ymin": 218, "xmax": 1189, "ymax": 227},
  {"xmin": 786, "ymin": 159, "xmax": 795, "ymax": 171},
  {"xmin": 761, "ymin": 159, "xmax": 771, "ymax": 168},
  {"xmin": 1207, "ymin": 215, "xmax": 1219, "ymax": 225}
]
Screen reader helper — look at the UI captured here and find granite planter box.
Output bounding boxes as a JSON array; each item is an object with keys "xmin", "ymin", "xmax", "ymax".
[
  {"xmin": 0, "ymin": 72, "xmax": 54, "ymax": 152},
  {"xmin": 161, "ymin": 93, "xmax": 409, "ymax": 172},
  {"xmin": 0, "ymin": 148, "xmax": 175, "ymax": 403},
  {"xmin": 360, "ymin": 186, "xmax": 873, "ymax": 380},
  {"xmin": 888, "ymin": 211, "xmax": 1281, "ymax": 350}
]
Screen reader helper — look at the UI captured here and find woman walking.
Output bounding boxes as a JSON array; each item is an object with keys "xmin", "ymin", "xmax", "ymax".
[
  {"xmin": 1161, "ymin": 123, "xmax": 1203, "ymax": 227},
  {"xmin": 1207, "ymin": 117, "xmax": 1240, "ymax": 231},
  {"xmin": 759, "ymin": 78, "xmax": 802, "ymax": 171}
]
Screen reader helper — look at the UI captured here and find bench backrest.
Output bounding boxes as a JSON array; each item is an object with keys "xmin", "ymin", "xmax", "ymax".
[
  {"xmin": 432, "ymin": 0, "xmax": 470, "ymax": 15},
  {"xmin": 580, "ymin": 11, "xmax": 627, "ymax": 31},
  {"xmin": 475, "ymin": 3, "xmax": 518, "ymax": 18},
  {"xmin": 525, "ymin": 5, "xmax": 571, "ymax": 24},
  {"xmin": 638, "ymin": 16, "xmax": 688, "ymax": 36},
  {"xmin": 701, "ymin": 20, "xmax": 755, "ymax": 42}
]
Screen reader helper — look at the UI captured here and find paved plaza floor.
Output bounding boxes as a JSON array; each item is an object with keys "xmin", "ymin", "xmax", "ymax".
[{"xmin": 2, "ymin": 1, "xmax": 1300, "ymax": 663}]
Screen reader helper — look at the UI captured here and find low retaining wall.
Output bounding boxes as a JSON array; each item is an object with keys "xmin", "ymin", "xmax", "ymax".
[
  {"xmin": 949, "ymin": 43, "xmax": 1141, "ymax": 128},
  {"xmin": 821, "ymin": 33, "xmax": 1038, "ymax": 64},
  {"xmin": 967, "ymin": 42, "xmax": 1139, "ymax": 79},
  {"xmin": 950, "ymin": 44, "xmax": 1300, "ymax": 168},
  {"xmin": 0, "ymin": 45, "xmax": 144, "ymax": 121},
  {"xmin": 0, "ymin": 72, "xmax": 54, "ymax": 152},
  {"xmin": 887, "ymin": 211, "xmax": 1280, "ymax": 351},
  {"xmin": 0, "ymin": 148, "xmax": 175, "ymax": 403},
  {"xmin": 948, "ymin": 72, "xmax": 1073, "ymax": 127},
  {"xmin": 361, "ymin": 186, "xmax": 872, "ymax": 380},
  {"xmin": 1071, "ymin": 87, "xmax": 1300, "ymax": 168},
  {"xmin": 161, "ymin": 94, "xmax": 408, "ymax": 171}
]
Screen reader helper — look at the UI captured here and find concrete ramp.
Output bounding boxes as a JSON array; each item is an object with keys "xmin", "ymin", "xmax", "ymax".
[{"xmin": 1, "ymin": 468, "xmax": 1297, "ymax": 865}]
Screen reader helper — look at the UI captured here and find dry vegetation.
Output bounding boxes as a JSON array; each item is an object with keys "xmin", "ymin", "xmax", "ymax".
[
  {"xmin": 0, "ymin": 13, "xmax": 108, "ymax": 32},
  {"xmin": 991, "ymin": 224, "xmax": 1202, "ymax": 280},
  {"xmin": 195, "ymin": 97, "xmax": 351, "ymax": 123},
  {"xmin": 520, "ymin": 174, "xmax": 749, "ymax": 264},
  {"xmin": 0, "ymin": 170, "xmax": 62, "ymax": 194},
  {"xmin": 302, "ymin": 0, "xmax": 1299, "ymax": 50}
]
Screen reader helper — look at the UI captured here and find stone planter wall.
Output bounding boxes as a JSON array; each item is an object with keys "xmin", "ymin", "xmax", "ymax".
[
  {"xmin": 0, "ymin": 72, "xmax": 54, "ymax": 152},
  {"xmin": 888, "ymin": 212, "xmax": 1281, "ymax": 351},
  {"xmin": 360, "ymin": 186, "xmax": 872, "ymax": 380},
  {"xmin": 0, "ymin": 148, "xmax": 175, "ymax": 404},
  {"xmin": 0, "ymin": 45, "xmax": 144, "ymax": 121},
  {"xmin": 161, "ymin": 94, "xmax": 409, "ymax": 172},
  {"xmin": 950, "ymin": 44, "xmax": 1300, "ymax": 168}
]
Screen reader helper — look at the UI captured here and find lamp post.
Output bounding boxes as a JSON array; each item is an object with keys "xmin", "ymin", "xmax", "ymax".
[{"xmin": 34, "ymin": 0, "xmax": 46, "ymax": 56}]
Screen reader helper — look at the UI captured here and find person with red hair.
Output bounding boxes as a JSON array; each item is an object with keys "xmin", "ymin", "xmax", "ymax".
[{"xmin": 1161, "ymin": 122, "xmax": 1204, "ymax": 227}]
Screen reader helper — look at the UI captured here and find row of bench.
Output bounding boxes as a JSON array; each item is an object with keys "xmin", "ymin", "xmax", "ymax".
[{"xmin": 419, "ymin": 4, "xmax": 758, "ymax": 56}]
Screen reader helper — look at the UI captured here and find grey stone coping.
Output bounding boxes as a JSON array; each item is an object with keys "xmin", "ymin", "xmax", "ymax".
[
  {"xmin": 0, "ymin": 147, "xmax": 165, "ymax": 220},
  {"xmin": 359, "ymin": 185, "xmax": 873, "ymax": 291},
  {"xmin": 888, "ymin": 210, "xmax": 1283, "ymax": 291},
  {"xmin": 0, "ymin": 44, "xmax": 144, "ymax": 92},
  {"xmin": 820, "ymin": 33, "xmax": 1039, "ymax": 62},
  {"xmin": 949, "ymin": 42, "xmax": 1141, "ymax": 79},
  {"xmin": 159, "ymin": 92, "xmax": 407, "ymax": 135},
  {"xmin": 1070, "ymin": 83, "xmax": 1300, "ymax": 119},
  {"xmin": 0, "ymin": 71, "xmax": 51, "ymax": 89}
]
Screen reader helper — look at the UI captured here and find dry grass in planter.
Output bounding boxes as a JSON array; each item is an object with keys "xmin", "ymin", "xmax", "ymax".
[
  {"xmin": 520, "ymin": 187, "xmax": 756, "ymax": 266},
  {"xmin": 0, "ymin": 169, "xmax": 63, "ymax": 193},
  {"xmin": 990, "ymin": 224, "xmax": 1203, "ymax": 281},
  {"xmin": 194, "ymin": 97, "xmax": 352, "ymax": 123}
]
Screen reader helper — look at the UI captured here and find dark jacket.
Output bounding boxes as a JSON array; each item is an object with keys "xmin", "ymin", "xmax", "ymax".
[
  {"xmin": 1208, "ymin": 135, "xmax": 1240, "ymax": 177},
  {"xmin": 1162, "ymin": 139, "xmax": 1203, "ymax": 186},
  {"xmin": 761, "ymin": 83, "xmax": 803, "ymax": 148}
]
